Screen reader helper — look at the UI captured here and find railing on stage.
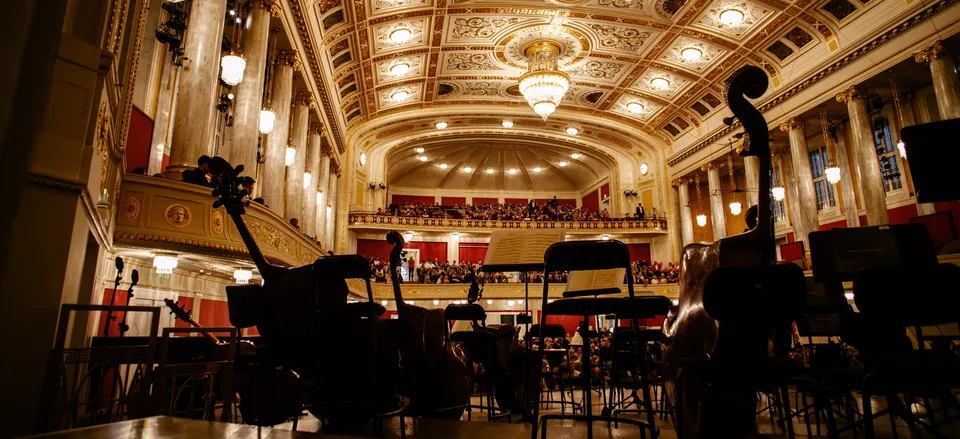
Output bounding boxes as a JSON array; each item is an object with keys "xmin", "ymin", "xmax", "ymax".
[{"xmin": 347, "ymin": 213, "xmax": 668, "ymax": 234}]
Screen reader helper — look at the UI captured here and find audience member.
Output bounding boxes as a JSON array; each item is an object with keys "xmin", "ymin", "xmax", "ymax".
[{"xmin": 182, "ymin": 155, "xmax": 214, "ymax": 187}]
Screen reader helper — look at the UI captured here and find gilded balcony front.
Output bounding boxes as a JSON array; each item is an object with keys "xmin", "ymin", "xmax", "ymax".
[{"xmin": 347, "ymin": 213, "xmax": 668, "ymax": 235}]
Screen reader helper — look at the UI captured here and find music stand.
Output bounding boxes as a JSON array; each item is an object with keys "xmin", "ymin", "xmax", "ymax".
[{"xmin": 482, "ymin": 262, "xmax": 541, "ymax": 332}]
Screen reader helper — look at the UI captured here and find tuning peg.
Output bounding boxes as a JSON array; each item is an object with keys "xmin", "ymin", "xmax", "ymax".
[
  {"xmin": 213, "ymin": 200, "xmax": 224, "ymax": 208},
  {"xmin": 235, "ymin": 164, "xmax": 244, "ymax": 175},
  {"xmin": 723, "ymin": 116, "xmax": 736, "ymax": 126}
]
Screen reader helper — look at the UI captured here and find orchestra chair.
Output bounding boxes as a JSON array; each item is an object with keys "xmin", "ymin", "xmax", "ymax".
[
  {"xmin": 525, "ymin": 323, "xmax": 571, "ymax": 412},
  {"xmin": 35, "ymin": 304, "xmax": 160, "ymax": 433},
  {"xmin": 444, "ymin": 303, "xmax": 510, "ymax": 422},
  {"xmin": 532, "ymin": 240, "xmax": 658, "ymax": 439},
  {"xmin": 676, "ymin": 264, "xmax": 807, "ymax": 439},
  {"xmin": 152, "ymin": 327, "xmax": 238, "ymax": 422},
  {"xmin": 309, "ymin": 255, "xmax": 403, "ymax": 438},
  {"xmin": 609, "ymin": 297, "xmax": 673, "ymax": 423},
  {"xmin": 850, "ymin": 263, "xmax": 960, "ymax": 439}
]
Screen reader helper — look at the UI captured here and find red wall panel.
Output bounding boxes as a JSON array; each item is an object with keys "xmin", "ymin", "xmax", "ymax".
[
  {"xmin": 357, "ymin": 239, "xmax": 395, "ymax": 260},
  {"xmin": 887, "ymin": 204, "xmax": 918, "ymax": 225},
  {"xmin": 505, "ymin": 198, "xmax": 528, "ymax": 205},
  {"xmin": 392, "ymin": 195, "xmax": 435, "ymax": 205},
  {"xmin": 472, "ymin": 197, "xmax": 498, "ymax": 205},
  {"xmin": 161, "ymin": 154, "xmax": 169, "ymax": 173},
  {"xmin": 786, "ymin": 232, "xmax": 795, "ymax": 243},
  {"xmin": 173, "ymin": 296, "xmax": 195, "ymax": 328},
  {"xmin": 600, "ymin": 183, "xmax": 611, "ymax": 202},
  {"xmin": 125, "ymin": 106, "xmax": 153, "ymax": 172},
  {"xmin": 858, "ymin": 215, "xmax": 868, "ymax": 226},
  {"xmin": 582, "ymin": 191, "xmax": 599, "ymax": 212},
  {"xmin": 780, "ymin": 241, "xmax": 804, "ymax": 262},
  {"xmin": 819, "ymin": 219, "xmax": 847, "ymax": 231},
  {"xmin": 625, "ymin": 243, "xmax": 651, "ymax": 263},
  {"xmin": 97, "ymin": 288, "xmax": 129, "ymax": 337},
  {"xmin": 198, "ymin": 299, "xmax": 232, "ymax": 336},
  {"xmin": 458, "ymin": 243, "xmax": 488, "ymax": 264},
  {"xmin": 405, "ymin": 241, "xmax": 448, "ymax": 263},
  {"xmin": 558, "ymin": 199, "xmax": 576, "ymax": 207},
  {"xmin": 935, "ymin": 201, "xmax": 960, "ymax": 238},
  {"xmin": 357, "ymin": 239, "xmax": 447, "ymax": 262},
  {"xmin": 441, "ymin": 197, "xmax": 466, "ymax": 206}
]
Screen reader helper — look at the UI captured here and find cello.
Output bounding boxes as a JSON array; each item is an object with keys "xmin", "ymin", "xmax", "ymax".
[
  {"xmin": 661, "ymin": 65, "xmax": 805, "ymax": 438},
  {"xmin": 384, "ymin": 231, "xmax": 472, "ymax": 418}
]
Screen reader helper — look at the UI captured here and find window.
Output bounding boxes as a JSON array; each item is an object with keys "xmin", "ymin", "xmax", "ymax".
[
  {"xmin": 809, "ymin": 146, "xmax": 837, "ymax": 211},
  {"xmin": 872, "ymin": 118, "xmax": 903, "ymax": 192},
  {"xmin": 771, "ymin": 161, "xmax": 787, "ymax": 224}
]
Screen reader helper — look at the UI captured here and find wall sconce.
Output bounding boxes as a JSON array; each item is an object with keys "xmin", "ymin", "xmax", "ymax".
[
  {"xmin": 285, "ymin": 145, "xmax": 296, "ymax": 166},
  {"xmin": 623, "ymin": 190, "xmax": 638, "ymax": 197}
]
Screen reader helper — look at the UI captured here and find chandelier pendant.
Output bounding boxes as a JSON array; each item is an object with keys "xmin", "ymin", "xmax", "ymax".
[{"xmin": 518, "ymin": 41, "xmax": 570, "ymax": 120}]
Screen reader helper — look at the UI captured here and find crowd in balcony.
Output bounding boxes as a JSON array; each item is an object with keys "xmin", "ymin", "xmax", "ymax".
[
  {"xmin": 365, "ymin": 257, "xmax": 678, "ymax": 285},
  {"xmin": 375, "ymin": 199, "xmax": 662, "ymax": 221}
]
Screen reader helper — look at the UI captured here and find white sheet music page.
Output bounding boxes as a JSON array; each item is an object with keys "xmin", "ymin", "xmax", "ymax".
[
  {"xmin": 566, "ymin": 268, "xmax": 626, "ymax": 293},
  {"xmin": 483, "ymin": 229, "xmax": 566, "ymax": 267}
]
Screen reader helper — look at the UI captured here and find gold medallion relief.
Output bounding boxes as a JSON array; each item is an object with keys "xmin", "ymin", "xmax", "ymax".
[
  {"xmin": 122, "ymin": 197, "xmax": 140, "ymax": 220},
  {"xmin": 164, "ymin": 204, "xmax": 192, "ymax": 228},
  {"xmin": 212, "ymin": 211, "xmax": 225, "ymax": 234}
]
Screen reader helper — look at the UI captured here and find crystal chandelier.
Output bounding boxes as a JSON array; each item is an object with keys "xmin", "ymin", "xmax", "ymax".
[
  {"xmin": 153, "ymin": 255, "xmax": 178, "ymax": 275},
  {"xmin": 825, "ymin": 166, "xmax": 841, "ymax": 184},
  {"xmin": 518, "ymin": 42, "xmax": 570, "ymax": 120},
  {"xmin": 729, "ymin": 200, "xmax": 742, "ymax": 216},
  {"xmin": 772, "ymin": 186, "xmax": 785, "ymax": 201},
  {"xmin": 234, "ymin": 269, "xmax": 253, "ymax": 285}
]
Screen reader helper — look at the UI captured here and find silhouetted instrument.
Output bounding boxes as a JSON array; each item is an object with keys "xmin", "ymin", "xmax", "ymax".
[
  {"xmin": 385, "ymin": 231, "xmax": 472, "ymax": 418},
  {"xmin": 662, "ymin": 66, "xmax": 805, "ymax": 438},
  {"xmin": 117, "ymin": 269, "xmax": 139, "ymax": 336},
  {"xmin": 104, "ymin": 257, "xmax": 124, "ymax": 337},
  {"xmin": 162, "ymin": 298, "xmax": 301, "ymax": 426}
]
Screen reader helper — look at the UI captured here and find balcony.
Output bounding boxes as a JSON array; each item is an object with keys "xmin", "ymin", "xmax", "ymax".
[
  {"xmin": 344, "ymin": 279, "xmax": 679, "ymax": 300},
  {"xmin": 114, "ymin": 174, "xmax": 325, "ymax": 267},
  {"xmin": 347, "ymin": 213, "xmax": 669, "ymax": 235}
]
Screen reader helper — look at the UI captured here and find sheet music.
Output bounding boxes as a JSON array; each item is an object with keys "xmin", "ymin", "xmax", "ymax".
[
  {"xmin": 484, "ymin": 230, "xmax": 566, "ymax": 266},
  {"xmin": 566, "ymin": 268, "xmax": 626, "ymax": 293}
]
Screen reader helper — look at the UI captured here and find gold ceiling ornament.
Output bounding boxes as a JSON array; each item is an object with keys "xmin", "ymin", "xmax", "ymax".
[
  {"xmin": 295, "ymin": 91, "xmax": 313, "ymax": 106},
  {"xmin": 835, "ymin": 85, "xmax": 867, "ymax": 103},
  {"xmin": 700, "ymin": 162, "xmax": 716, "ymax": 172},
  {"xmin": 276, "ymin": 50, "xmax": 302, "ymax": 71},
  {"xmin": 518, "ymin": 41, "xmax": 571, "ymax": 120},
  {"xmin": 778, "ymin": 117, "xmax": 804, "ymax": 132},
  {"xmin": 914, "ymin": 40, "xmax": 946, "ymax": 63},
  {"xmin": 254, "ymin": 0, "xmax": 281, "ymax": 18}
]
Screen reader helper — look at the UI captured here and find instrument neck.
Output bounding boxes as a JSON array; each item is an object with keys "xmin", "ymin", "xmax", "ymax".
[
  {"xmin": 184, "ymin": 317, "xmax": 222, "ymax": 344},
  {"xmin": 226, "ymin": 209, "xmax": 282, "ymax": 279}
]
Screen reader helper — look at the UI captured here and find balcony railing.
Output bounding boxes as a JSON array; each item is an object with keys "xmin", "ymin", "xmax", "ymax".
[{"xmin": 348, "ymin": 213, "xmax": 668, "ymax": 234}]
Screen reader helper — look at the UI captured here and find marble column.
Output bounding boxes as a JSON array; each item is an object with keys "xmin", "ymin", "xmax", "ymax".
[
  {"xmin": 303, "ymin": 124, "xmax": 321, "ymax": 236},
  {"xmin": 705, "ymin": 163, "xmax": 726, "ymax": 240},
  {"xmin": 148, "ymin": 50, "xmax": 179, "ymax": 175},
  {"xmin": 780, "ymin": 118, "xmax": 819, "ymax": 250},
  {"xmin": 326, "ymin": 167, "xmax": 340, "ymax": 251},
  {"xmin": 779, "ymin": 150, "xmax": 804, "ymax": 239},
  {"xmin": 260, "ymin": 51, "xmax": 298, "ymax": 213},
  {"xmin": 316, "ymin": 148, "xmax": 331, "ymax": 241},
  {"xmin": 915, "ymin": 41, "xmax": 960, "ymax": 120},
  {"xmin": 832, "ymin": 122, "xmax": 861, "ymax": 227},
  {"xmin": 743, "ymin": 155, "xmax": 760, "ymax": 209},
  {"xmin": 285, "ymin": 92, "xmax": 310, "ymax": 222},
  {"xmin": 163, "ymin": 0, "xmax": 227, "ymax": 178},
  {"xmin": 676, "ymin": 179, "xmax": 694, "ymax": 247},
  {"xmin": 838, "ymin": 85, "xmax": 889, "ymax": 226},
  {"xmin": 225, "ymin": 0, "xmax": 278, "ymax": 171}
]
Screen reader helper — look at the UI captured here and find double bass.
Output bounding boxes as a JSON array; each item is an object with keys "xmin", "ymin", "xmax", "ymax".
[{"xmin": 662, "ymin": 66, "xmax": 802, "ymax": 438}]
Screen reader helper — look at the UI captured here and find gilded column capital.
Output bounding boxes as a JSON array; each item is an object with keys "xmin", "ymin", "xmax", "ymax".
[
  {"xmin": 276, "ymin": 50, "xmax": 302, "ymax": 71},
  {"xmin": 914, "ymin": 40, "xmax": 946, "ymax": 64},
  {"xmin": 309, "ymin": 123, "xmax": 321, "ymax": 135},
  {"xmin": 322, "ymin": 145, "xmax": 333, "ymax": 156},
  {"xmin": 778, "ymin": 117, "xmax": 804, "ymax": 132},
  {"xmin": 321, "ymin": 125, "xmax": 328, "ymax": 138},
  {"xmin": 294, "ymin": 91, "xmax": 313, "ymax": 106},
  {"xmin": 254, "ymin": 0, "xmax": 281, "ymax": 18},
  {"xmin": 836, "ymin": 85, "xmax": 868, "ymax": 103},
  {"xmin": 701, "ymin": 163, "xmax": 716, "ymax": 172}
]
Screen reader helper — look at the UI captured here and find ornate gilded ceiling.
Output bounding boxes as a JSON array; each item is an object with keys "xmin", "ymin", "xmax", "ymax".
[{"xmin": 295, "ymin": 0, "xmax": 898, "ymax": 162}]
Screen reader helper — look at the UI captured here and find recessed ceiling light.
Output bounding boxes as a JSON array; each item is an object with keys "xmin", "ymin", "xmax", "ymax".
[
  {"xmin": 501, "ymin": 120, "xmax": 514, "ymax": 128},
  {"xmin": 391, "ymin": 90, "xmax": 410, "ymax": 101},
  {"xmin": 435, "ymin": 121, "xmax": 448, "ymax": 129},
  {"xmin": 462, "ymin": 167, "xmax": 472, "ymax": 172},
  {"xmin": 681, "ymin": 47, "xmax": 703, "ymax": 62},
  {"xmin": 418, "ymin": 155, "xmax": 429, "ymax": 162},
  {"xmin": 627, "ymin": 102, "xmax": 645, "ymax": 113},
  {"xmin": 558, "ymin": 161, "xmax": 568, "ymax": 167},
  {"xmin": 508, "ymin": 168, "xmax": 517, "ymax": 175},
  {"xmin": 719, "ymin": 9, "xmax": 745, "ymax": 25},
  {"xmin": 227, "ymin": 93, "xmax": 235, "ymax": 100},
  {"xmin": 390, "ymin": 63, "xmax": 410, "ymax": 75},
  {"xmin": 533, "ymin": 167, "xmax": 542, "ymax": 172},
  {"xmin": 650, "ymin": 77, "xmax": 670, "ymax": 89},
  {"xmin": 415, "ymin": 147, "xmax": 425, "ymax": 153},
  {"xmin": 570, "ymin": 153, "xmax": 581, "ymax": 159},
  {"xmin": 566, "ymin": 127, "xmax": 579, "ymax": 136},
  {"xmin": 439, "ymin": 163, "xmax": 448, "ymax": 169},
  {"xmin": 486, "ymin": 168, "xmax": 495, "ymax": 174},
  {"xmin": 390, "ymin": 28, "xmax": 412, "ymax": 44}
]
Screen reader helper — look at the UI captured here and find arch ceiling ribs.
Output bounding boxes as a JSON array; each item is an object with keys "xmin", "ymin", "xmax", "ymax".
[
  {"xmin": 511, "ymin": 148, "xmax": 535, "ymax": 191},
  {"xmin": 436, "ymin": 147, "xmax": 487, "ymax": 188},
  {"xmin": 523, "ymin": 147, "xmax": 580, "ymax": 190},
  {"xmin": 467, "ymin": 150, "xmax": 494, "ymax": 190}
]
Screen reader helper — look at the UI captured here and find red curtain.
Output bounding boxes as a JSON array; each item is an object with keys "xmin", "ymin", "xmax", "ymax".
[
  {"xmin": 625, "ymin": 243, "xmax": 651, "ymax": 263},
  {"xmin": 173, "ymin": 296, "xmax": 194, "ymax": 328},
  {"xmin": 505, "ymin": 198, "xmax": 527, "ymax": 205},
  {"xmin": 441, "ymin": 197, "xmax": 466, "ymax": 206},
  {"xmin": 458, "ymin": 243, "xmax": 488, "ymax": 264},
  {"xmin": 125, "ymin": 106, "xmax": 153, "ymax": 172},
  {"xmin": 391, "ymin": 195, "xmax": 435, "ymax": 205},
  {"xmin": 780, "ymin": 241, "xmax": 804, "ymax": 262},
  {"xmin": 887, "ymin": 204, "xmax": 918, "ymax": 225},
  {"xmin": 472, "ymin": 197, "xmax": 498, "ymax": 205},
  {"xmin": 405, "ymin": 241, "xmax": 447, "ymax": 263},
  {"xmin": 357, "ymin": 239, "xmax": 394, "ymax": 260},
  {"xmin": 600, "ymin": 183, "xmax": 610, "ymax": 202},
  {"xmin": 582, "ymin": 191, "xmax": 599, "ymax": 212},
  {"xmin": 199, "ymin": 299, "xmax": 232, "ymax": 336}
]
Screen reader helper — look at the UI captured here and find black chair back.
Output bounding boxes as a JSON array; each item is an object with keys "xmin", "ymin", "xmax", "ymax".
[
  {"xmin": 544, "ymin": 240, "xmax": 631, "ymax": 273},
  {"xmin": 703, "ymin": 264, "xmax": 807, "ymax": 324},
  {"xmin": 854, "ymin": 264, "xmax": 960, "ymax": 328},
  {"xmin": 444, "ymin": 304, "xmax": 487, "ymax": 322}
]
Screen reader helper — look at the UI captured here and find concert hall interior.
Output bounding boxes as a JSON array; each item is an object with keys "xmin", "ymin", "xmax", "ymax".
[{"xmin": 5, "ymin": 0, "xmax": 960, "ymax": 437}]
